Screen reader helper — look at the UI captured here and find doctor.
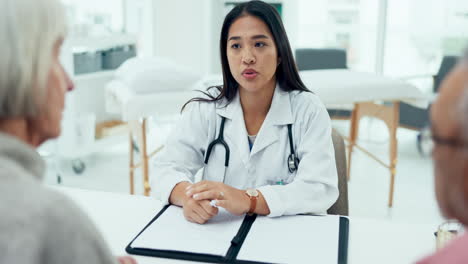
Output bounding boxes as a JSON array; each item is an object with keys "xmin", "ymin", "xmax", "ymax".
[{"xmin": 151, "ymin": 0, "xmax": 338, "ymax": 224}]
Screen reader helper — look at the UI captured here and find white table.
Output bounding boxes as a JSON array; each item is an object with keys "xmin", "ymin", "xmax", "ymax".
[{"xmin": 57, "ymin": 187, "xmax": 436, "ymax": 264}]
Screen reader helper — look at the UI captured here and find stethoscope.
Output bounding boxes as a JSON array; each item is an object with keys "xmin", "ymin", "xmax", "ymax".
[{"xmin": 203, "ymin": 117, "xmax": 299, "ymax": 181}]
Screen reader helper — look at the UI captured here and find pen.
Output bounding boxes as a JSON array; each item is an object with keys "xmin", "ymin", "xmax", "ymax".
[{"xmin": 210, "ymin": 200, "xmax": 218, "ymax": 208}]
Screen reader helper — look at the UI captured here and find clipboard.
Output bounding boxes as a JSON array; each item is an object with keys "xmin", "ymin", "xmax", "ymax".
[{"xmin": 126, "ymin": 205, "xmax": 349, "ymax": 264}]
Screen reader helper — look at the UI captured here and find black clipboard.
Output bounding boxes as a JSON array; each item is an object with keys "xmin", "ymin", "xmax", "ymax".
[{"xmin": 126, "ymin": 205, "xmax": 349, "ymax": 264}]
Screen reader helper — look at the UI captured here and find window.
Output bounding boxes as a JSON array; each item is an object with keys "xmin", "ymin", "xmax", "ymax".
[
  {"xmin": 61, "ymin": 0, "xmax": 155, "ymax": 74},
  {"xmin": 297, "ymin": 0, "xmax": 379, "ymax": 72},
  {"xmin": 383, "ymin": 0, "xmax": 468, "ymax": 79},
  {"xmin": 62, "ymin": 0, "xmax": 125, "ymax": 36},
  {"xmin": 297, "ymin": 0, "xmax": 468, "ymax": 81},
  {"xmin": 224, "ymin": 1, "xmax": 283, "ymax": 17}
]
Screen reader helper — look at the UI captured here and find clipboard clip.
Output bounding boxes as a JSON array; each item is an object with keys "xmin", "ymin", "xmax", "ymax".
[{"xmin": 231, "ymin": 234, "xmax": 242, "ymax": 245}]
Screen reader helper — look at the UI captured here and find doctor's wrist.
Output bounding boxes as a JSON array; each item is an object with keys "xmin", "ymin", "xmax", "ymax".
[
  {"xmin": 241, "ymin": 189, "xmax": 251, "ymax": 214},
  {"xmin": 169, "ymin": 181, "xmax": 192, "ymax": 207}
]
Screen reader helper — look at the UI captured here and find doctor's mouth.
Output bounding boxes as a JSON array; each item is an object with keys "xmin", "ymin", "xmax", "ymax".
[{"xmin": 242, "ymin": 68, "xmax": 259, "ymax": 80}]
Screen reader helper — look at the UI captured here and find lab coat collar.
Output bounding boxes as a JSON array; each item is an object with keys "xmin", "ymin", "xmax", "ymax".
[
  {"xmin": 216, "ymin": 91, "xmax": 249, "ymax": 166},
  {"xmin": 214, "ymin": 90, "xmax": 237, "ymax": 120},
  {"xmin": 215, "ymin": 84, "xmax": 293, "ymax": 161},
  {"xmin": 250, "ymin": 84, "xmax": 293, "ymax": 156},
  {"xmin": 265, "ymin": 83, "xmax": 294, "ymax": 126},
  {"xmin": 215, "ymin": 83, "xmax": 293, "ymax": 125}
]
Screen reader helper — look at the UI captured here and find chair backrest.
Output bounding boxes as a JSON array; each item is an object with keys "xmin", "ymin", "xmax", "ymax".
[
  {"xmin": 295, "ymin": 48, "xmax": 347, "ymax": 71},
  {"xmin": 434, "ymin": 55, "xmax": 459, "ymax": 93},
  {"xmin": 327, "ymin": 129, "xmax": 349, "ymax": 216}
]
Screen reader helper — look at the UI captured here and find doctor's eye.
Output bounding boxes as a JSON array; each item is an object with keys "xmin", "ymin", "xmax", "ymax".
[
  {"xmin": 231, "ymin": 43, "xmax": 241, "ymax": 49},
  {"xmin": 255, "ymin": 42, "xmax": 266, "ymax": 48}
]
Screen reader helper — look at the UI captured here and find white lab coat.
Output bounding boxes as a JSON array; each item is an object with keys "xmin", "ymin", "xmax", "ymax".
[{"xmin": 151, "ymin": 84, "xmax": 338, "ymax": 217}]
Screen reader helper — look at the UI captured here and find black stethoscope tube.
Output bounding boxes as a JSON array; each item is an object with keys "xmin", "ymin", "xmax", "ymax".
[
  {"xmin": 204, "ymin": 117, "xmax": 230, "ymax": 167},
  {"xmin": 204, "ymin": 117, "xmax": 299, "ymax": 173}
]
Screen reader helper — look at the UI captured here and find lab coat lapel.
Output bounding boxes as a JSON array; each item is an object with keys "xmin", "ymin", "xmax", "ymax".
[
  {"xmin": 250, "ymin": 85, "xmax": 293, "ymax": 156},
  {"xmin": 216, "ymin": 92, "xmax": 251, "ymax": 168}
]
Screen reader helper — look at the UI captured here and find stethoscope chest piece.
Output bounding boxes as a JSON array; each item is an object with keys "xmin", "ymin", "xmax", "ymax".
[
  {"xmin": 288, "ymin": 153, "xmax": 299, "ymax": 173},
  {"xmin": 286, "ymin": 124, "xmax": 299, "ymax": 173}
]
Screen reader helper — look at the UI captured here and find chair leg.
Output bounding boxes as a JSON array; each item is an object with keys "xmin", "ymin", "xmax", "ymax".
[
  {"xmin": 388, "ymin": 102, "xmax": 400, "ymax": 207},
  {"xmin": 140, "ymin": 118, "xmax": 151, "ymax": 196},
  {"xmin": 129, "ymin": 131, "xmax": 135, "ymax": 195},
  {"xmin": 128, "ymin": 118, "xmax": 152, "ymax": 196},
  {"xmin": 347, "ymin": 104, "xmax": 360, "ymax": 181},
  {"xmin": 388, "ymin": 134, "xmax": 398, "ymax": 207}
]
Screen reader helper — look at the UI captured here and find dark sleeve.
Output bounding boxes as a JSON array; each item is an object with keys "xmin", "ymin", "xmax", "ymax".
[{"xmin": 42, "ymin": 192, "xmax": 118, "ymax": 264}]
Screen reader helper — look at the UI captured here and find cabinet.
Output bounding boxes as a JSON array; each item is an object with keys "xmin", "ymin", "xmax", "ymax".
[{"xmin": 53, "ymin": 34, "xmax": 136, "ymax": 175}]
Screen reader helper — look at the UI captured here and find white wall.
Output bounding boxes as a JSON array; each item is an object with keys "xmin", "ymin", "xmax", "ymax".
[
  {"xmin": 207, "ymin": 0, "xmax": 225, "ymax": 74},
  {"xmin": 152, "ymin": 0, "xmax": 221, "ymax": 76},
  {"xmin": 282, "ymin": 0, "xmax": 299, "ymax": 56},
  {"xmin": 124, "ymin": 0, "xmax": 156, "ymax": 57}
]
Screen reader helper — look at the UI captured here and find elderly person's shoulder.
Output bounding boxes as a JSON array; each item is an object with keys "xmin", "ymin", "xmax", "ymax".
[{"xmin": 0, "ymin": 133, "xmax": 116, "ymax": 264}]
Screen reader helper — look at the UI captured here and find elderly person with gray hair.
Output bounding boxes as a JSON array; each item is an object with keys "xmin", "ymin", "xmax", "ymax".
[
  {"xmin": 0, "ymin": 0, "xmax": 135, "ymax": 263},
  {"xmin": 417, "ymin": 49, "xmax": 468, "ymax": 263}
]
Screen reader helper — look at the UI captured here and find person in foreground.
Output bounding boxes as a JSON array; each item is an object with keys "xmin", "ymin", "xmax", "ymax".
[
  {"xmin": 0, "ymin": 0, "xmax": 135, "ymax": 263},
  {"xmin": 416, "ymin": 49, "xmax": 468, "ymax": 264},
  {"xmin": 151, "ymin": 0, "xmax": 338, "ymax": 224}
]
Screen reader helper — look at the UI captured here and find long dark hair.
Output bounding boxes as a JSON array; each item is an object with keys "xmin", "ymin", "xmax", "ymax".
[{"xmin": 182, "ymin": 0, "xmax": 309, "ymax": 111}]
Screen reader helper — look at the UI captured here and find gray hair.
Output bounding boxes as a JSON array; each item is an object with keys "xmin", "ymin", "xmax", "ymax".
[{"xmin": 0, "ymin": 0, "xmax": 67, "ymax": 118}]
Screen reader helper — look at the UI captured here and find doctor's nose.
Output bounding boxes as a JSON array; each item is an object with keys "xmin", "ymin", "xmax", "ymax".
[{"xmin": 242, "ymin": 49, "xmax": 256, "ymax": 65}]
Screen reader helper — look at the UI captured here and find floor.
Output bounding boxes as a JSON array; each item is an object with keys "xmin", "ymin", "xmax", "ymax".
[{"xmin": 41, "ymin": 116, "xmax": 444, "ymax": 227}]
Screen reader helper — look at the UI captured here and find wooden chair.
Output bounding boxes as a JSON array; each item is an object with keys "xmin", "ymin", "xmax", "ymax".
[{"xmin": 327, "ymin": 129, "xmax": 349, "ymax": 216}]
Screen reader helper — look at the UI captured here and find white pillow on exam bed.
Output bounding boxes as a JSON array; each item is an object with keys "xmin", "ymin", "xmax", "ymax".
[{"xmin": 115, "ymin": 57, "xmax": 200, "ymax": 94}]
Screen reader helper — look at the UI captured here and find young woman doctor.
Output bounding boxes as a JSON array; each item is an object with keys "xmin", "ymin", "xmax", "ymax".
[{"xmin": 151, "ymin": 0, "xmax": 338, "ymax": 224}]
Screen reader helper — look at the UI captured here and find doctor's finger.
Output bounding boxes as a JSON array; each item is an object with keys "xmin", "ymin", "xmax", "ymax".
[
  {"xmin": 200, "ymin": 200, "xmax": 219, "ymax": 216},
  {"xmin": 192, "ymin": 204, "xmax": 212, "ymax": 222},
  {"xmin": 184, "ymin": 202, "xmax": 205, "ymax": 224},
  {"xmin": 186, "ymin": 183, "xmax": 215, "ymax": 197},
  {"xmin": 189, "ymin": 215, "xmax": 204, "ymax": 224},
  {"xmin": 184, "ymin": 212, "xmax": 196, "ymax": 223},
  {"xmin": 189, "ymin": 210, "xmax": 207, "ymax": 224},
  {"xmin": 193, "ymin": 190, "xmax": 223, "ymax": 201},
  {"xmin": 214, "ymin": 200, "xmax": 230, "ymax": 210}
]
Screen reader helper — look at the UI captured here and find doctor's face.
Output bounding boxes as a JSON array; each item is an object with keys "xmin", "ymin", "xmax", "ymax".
[{"xmin": 226, "ymin": 15, "xmax": 279, "ymax": 94}]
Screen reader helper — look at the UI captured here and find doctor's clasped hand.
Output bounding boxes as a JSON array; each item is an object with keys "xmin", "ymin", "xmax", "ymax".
[
  {"xmin": 171, "ymin": 182, "xmax": 219, "ymax": 224},
  {"xmin": 186, "ymin": 180, "xmax": 270, "ymax": 216}
]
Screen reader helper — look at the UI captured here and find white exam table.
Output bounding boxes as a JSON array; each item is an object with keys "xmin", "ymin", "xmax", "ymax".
[
  {"xmin": 105, "ymin": 80, "xmax": 198, "ymax": 196},
  {"xmin": 300, "ymin": 69, "xmax": 430, "ymax": 207}
]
